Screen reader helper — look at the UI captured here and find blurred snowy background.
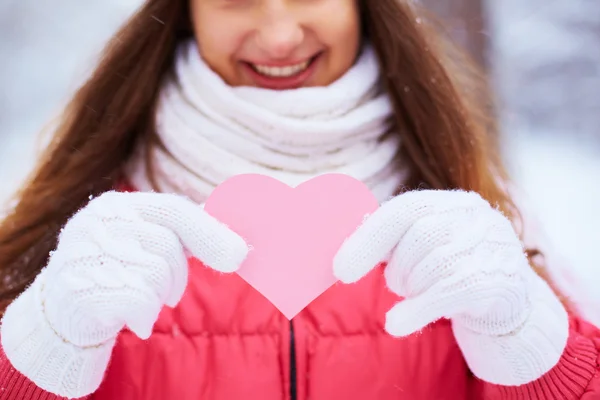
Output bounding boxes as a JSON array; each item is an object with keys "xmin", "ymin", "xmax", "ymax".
[{"xmin": 0, "ymin": 1, "xmax": 598, "ymax": 322}]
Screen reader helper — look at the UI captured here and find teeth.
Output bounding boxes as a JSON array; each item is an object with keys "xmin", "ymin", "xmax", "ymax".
[{"xmin": 253, "ymin": 60, "xmax": 310, "ymax": 78}]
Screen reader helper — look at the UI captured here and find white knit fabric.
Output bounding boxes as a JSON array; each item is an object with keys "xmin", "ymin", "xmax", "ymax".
[
  {"xmin": 126, "ymin": 40, "xmax": 404, "ymax": 204},
  {"xmin": 333, "ymin": 189, "xmax": 569, "ymax": 386},
  {"xmin": 1, "ymin": 191, "xmax": 249, "ymax": 398}
]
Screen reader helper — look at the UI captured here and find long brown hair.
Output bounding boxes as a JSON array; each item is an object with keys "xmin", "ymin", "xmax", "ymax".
[{"xmin": 0, "ymin": 0, "xmax": 561, "ymax": 311}]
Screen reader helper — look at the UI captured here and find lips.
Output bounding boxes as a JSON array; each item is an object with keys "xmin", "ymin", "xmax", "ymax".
[
  {"xmin": 252, "ymin": 60, "xmax": 311, "ymax": 78},
  {"xmin": 241, "ymin": 53, "xmax": 322, "ymax": 90}
]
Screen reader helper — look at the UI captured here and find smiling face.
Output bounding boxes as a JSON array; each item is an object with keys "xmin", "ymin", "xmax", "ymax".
[{"xmin": 190, "ymin": 0, "xmax": 362, "ymax": 89}]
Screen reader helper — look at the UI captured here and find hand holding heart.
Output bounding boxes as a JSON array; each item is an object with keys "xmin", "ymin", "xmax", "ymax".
[
  {"xmin": 205, "ymin": 174, "xmax": 568, "ymax": 386},
  {"xmin": 334, "ymin": 188, "xmax": 532, "ymax": 337},
  {"xmin": 1, "ymin": 191, "xmax": 249, "ymax": 398},
  {"xmin": 334, "ymin": 189, "xmax": 568, "ymax": 386}
]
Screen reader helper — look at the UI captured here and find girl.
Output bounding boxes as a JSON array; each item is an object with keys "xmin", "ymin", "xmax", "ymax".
[{"xmin": 0, "ymin": 0, "xmax": 598, "ymax": 399}]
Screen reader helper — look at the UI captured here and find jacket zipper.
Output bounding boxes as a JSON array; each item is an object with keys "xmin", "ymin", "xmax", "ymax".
[{"xmin": 290, "ymin": 320, "xmax": 297, "ymax": 400}]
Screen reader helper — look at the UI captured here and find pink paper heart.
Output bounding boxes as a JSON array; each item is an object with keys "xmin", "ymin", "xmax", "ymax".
[{"xmin": 204, "ymin": 174, "xmax": 379, "ymax": 319}]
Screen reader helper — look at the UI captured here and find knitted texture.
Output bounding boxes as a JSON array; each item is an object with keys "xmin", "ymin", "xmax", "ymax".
[
  {"xmin": 126, "ymin": 40, "xmax": 404, "ymax": 204},
  {"xmin": 0, "ymin": 191, "xmax": 248, "ymax": 398},
  {"xmin": 333, "ymin": 189, "xmax": 569, "ymax": 386}
]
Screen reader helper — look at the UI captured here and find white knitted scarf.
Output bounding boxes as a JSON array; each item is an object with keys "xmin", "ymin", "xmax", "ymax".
[{"xmin": 127, "ymin": 40, "xmax": 404, "ymax": 203}]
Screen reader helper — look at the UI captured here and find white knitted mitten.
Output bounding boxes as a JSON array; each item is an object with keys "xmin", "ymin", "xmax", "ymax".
[
  {"xmin": 334, "ymin": 189, "xmax": 568, "ymax": 386},
  {"xmin": 1, "ymin": 191, "xmax": 248, "ymax": 398}
]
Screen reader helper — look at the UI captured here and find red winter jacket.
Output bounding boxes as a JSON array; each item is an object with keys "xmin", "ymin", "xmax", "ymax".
[
  {"xmin": 1, "ymin": 255, "xmax": 600, "ymax": 400},
  {"xmin": 1, "ymin": 179, "xmax": 600, "ymax": 400}
]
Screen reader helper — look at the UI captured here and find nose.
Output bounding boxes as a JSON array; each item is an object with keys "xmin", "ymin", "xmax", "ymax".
[{"xmin": 255, "ymin": 4, "xmax": 305, "ymax": 59}]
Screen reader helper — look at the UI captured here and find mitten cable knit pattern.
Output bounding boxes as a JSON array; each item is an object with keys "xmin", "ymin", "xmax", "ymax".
[
  {"xmin": 1, "ymin": 191, "xmax": 249, "ymax": 398},
  {"xmin": 334, "ymin": 189, "xmax": 569, "ymax": 386}
]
